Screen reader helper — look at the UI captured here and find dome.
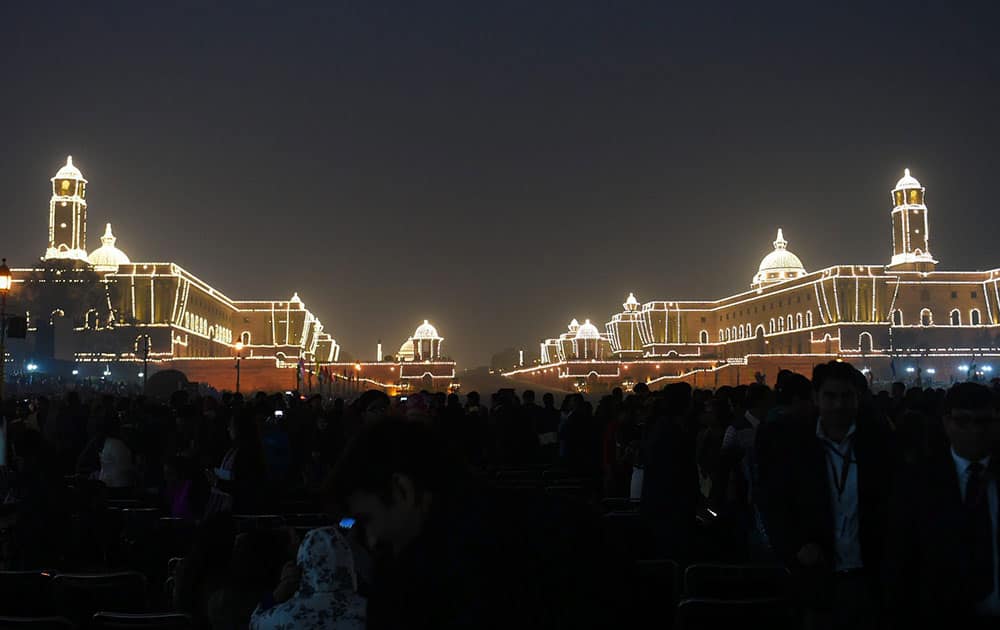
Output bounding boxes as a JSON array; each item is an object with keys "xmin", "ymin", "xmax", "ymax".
[
  {"xmin": 623, "ymin": 292, "xmax": 639, "ymax": 311},
  {"xmin": 893, "ymin": 168, "xmax": 921, "ymax": 191},
  {"xmin": 397, "ymin": 339, "xmax": 415, "ymax": 361},
  {"xmin": 88, "ymin": 223, "xmax": 130, "ymax": 272},
  {"xmin": 413, "ymin": 320, "xmax": 440, "ymax": 340},
  {"xmin": 752, "ymin": 229, "xmax": 807, "ymax": 288},
  {"xmin": 575, "ymin": 319, "xmax": 602, "ymax": 340},
  {"xmin": 54, "ymin": 155, "xmax": 85, "ymax": 181}
]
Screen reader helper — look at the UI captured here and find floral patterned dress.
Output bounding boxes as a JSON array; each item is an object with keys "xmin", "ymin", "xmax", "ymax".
[{"xmin": 250, "ymin": 527, "xmax": 366, "ymax": 630}]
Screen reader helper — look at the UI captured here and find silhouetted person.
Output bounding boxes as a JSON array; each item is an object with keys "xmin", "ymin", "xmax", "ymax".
[
  {"xmin": 885, "ymin": 382, "xmax": 1000, "ymax": 625},
  {"xmin": 537, "ymin": 393, "xmax": 560, "ymax": 464},
  {"xmin": 328, "ymin": 418, "xmax": 623, "ymax": 630},
  {"xmin": 761, "ymin": 361, "xmax": 893, "ymax": 630},
  {"xmin": 205, "ymin": 412, "xmax": 267, "ymax": 515},
  {"xmin": 640, "ymin": 383, "xmax": 699, "ymax": 561}
]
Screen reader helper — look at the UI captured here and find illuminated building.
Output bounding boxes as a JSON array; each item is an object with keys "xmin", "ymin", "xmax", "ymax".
[
  {"xmin": 7, "ymin": 157, "xmax": 341, "ymax": 392},
  {"xmin": 506, "ymin": 169, "xmax": 1000, "ymax": 392},
  {"xmin": 326, "ymin": 320, "xmax": 458, "ymax": 394}
]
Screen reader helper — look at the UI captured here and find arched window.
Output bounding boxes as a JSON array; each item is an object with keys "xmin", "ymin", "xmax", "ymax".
[
  {"xmin": 796, "ymin": 313, "xmax": 803, "ymax": 329},
  {"xmin": 806, "ymin": 311, "xmax": 814, "ymax": 327},
  {"xmin": 971, "ymin": 309, "xmax": 982, "ymax": 326},
  {"xmin": 719, "ymin": 329, "xmax": 725, "ymax": 342},
  {"xmin": 240, "ymin": 331, "xmax": 251, "ymax": 345},
  {"xmin": 891, "ymin": 310, "xmax": 903, "ymax": 326},
  {"xmin": 769, "ymin": 318, "xmax": 775, "ymax": 334},
  {"xmin": 859, "ymin": 332, "xmax": 873, "ymax": 354},
  {"xmin": 920, "ymin": 308, "xmax": 932, "ymax": 326},
  {"xmin": 950, "ymin": 309, "xmax": 961, "ymax": 326},
  {"xmin": 778, "ymin": 318, "xmax": 785, "ymax": 332},
  {"xmin": 787, "ymin": 315, "xmax": 793, "ymax": 330},
  {"xmin": 699, "ymin": 330, "xmax": 709, "ymax": 344}
]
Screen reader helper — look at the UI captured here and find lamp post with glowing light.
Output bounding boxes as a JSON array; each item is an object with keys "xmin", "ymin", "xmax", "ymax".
[
  {"xmin": 0, "ymin": 259, "xmax": 11, "ymax": 403},
  {"xmin": 141, "ymin": 335, "xmax": 150, "ymax": 392},
  {"xmin": 235, "ymin": 341, "xmax": 244, "ymax": 393}
]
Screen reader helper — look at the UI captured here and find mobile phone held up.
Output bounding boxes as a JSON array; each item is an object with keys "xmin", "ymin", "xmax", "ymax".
[{"xmin": 339, "ymin": 517, "xmax": 355, "ymax": 529}]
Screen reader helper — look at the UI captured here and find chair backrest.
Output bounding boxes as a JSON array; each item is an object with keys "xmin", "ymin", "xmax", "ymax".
[
  {"xmin": 0, "ymin": 571, "xmax": 55, "ymax": 616},
  {"xmin": 600, "ymin": 497, "xmax": 641, "ymax": 513},
  {"xmin": 683, "ymin": 563, "xmax": 790, "ymax": 599},
  {"xmin": 91, "ymin": 613, "xmax": 192, "ymax": 630},
  {"xmin": 281, "ymin": 513, "xmax": 333, "ymax": 528},
  {"xmin": 629, "ymin": 559, "xmax": 679, "ymax": 626},
  {"xmin": 0, "ymin": 616, "xmax": 75, "ymax": 629},
  {"xmin": 494, "ymin": 469, "xmax": 541, "ymax": 482},
  {"xmin": 674, "ymin": 597, "xmax": 796, "ymax": 630},
  {"xmin": 232, "ymin": 514, "xmax": 286, "ymax": 533},
  {"xmin": 49, "ymin": 573, "xmax": 148, "ymax": 626},
  {"xmin": 601, "ymin": 511, "xmax": 653, "ymax": 561}
]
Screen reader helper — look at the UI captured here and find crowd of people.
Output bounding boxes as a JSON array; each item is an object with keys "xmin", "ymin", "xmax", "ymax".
[{"xmin": 0, "ymin": 361, "xmax": 998, "ymax": 629}]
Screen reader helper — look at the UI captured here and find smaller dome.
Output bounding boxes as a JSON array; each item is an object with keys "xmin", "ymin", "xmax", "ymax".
[
  {"xmin": 894, "ymin": 168, "xmax": 922, "ymax": 191},
  {"xmin": 568, "ymin": 318, "xmax": 580, "ymax": 333},
  {"xmin": 575, "ymin": 319, "xmax": 601, "ymax": 340},
  {"xmin": 54, "ymin": 155, "xmax": 85, "ymax": 181},
  {"xmin": 88, "ymin": 223, "xmax": 130, "ymax": 272},
  {"xmin": 623, "ymin": 292, "xmax": 639, "ymax": 311},
  {"xmin": 290, "ymin": 292, "xmax": 302, "ymax": 304},
  {"xmin": 413, "ymin": 320, "xmax": 440, "ymax": 339}
]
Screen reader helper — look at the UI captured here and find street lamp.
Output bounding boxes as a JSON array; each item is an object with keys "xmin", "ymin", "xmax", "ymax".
[
  {"xmin": 141, "ymin": 335, "xmax": 150, "ymax": 392},
  {"xmin": 235, "ymin": 341, "xmax": 244, "ymax": 393},
  {"xmin": 0, "ymin": 258, "xmax": 11, "ymax": 403}
]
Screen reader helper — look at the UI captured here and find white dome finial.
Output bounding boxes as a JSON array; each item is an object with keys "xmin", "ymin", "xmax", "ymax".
[
  {"xmin": 66, "ymin": 156, "xmax": 73, "ymax": 167},
  {"xmin": 773, "ymin": 228, "xmax": 787, "ymax": 250},
  {"xmin": 101, "ymin": 223, "xmax": 116, "ymax": 246},
  {"xmin": 904, "ymin": 167, "xmax": 910, "ymax": 178}
]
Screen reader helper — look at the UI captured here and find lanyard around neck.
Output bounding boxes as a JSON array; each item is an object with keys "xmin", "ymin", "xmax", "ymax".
[{"xmin": 821, "ymin": 439, "xmax": 855, "ymax": 501}]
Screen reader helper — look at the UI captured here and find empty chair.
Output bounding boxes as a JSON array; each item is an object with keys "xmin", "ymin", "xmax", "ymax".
[
  {"xmin": 494, "ymin": 469, "xmax": 541, "ymax": 482},
  {"xmin": 543, "ymin": 485, "xmax": 591, "ymax": 502},
  {"xmin": 232, "ymin": 514, "xmax": 285, "ymax": 533},
  {"xmin": 600, "ymin": 497, "xmax": 641, "ymax": 513},
  {"xmin": 602, "ymin": 512, "xmax": 653, "ymax": 561},
  {"xmin": 91, "ymin": 613, "xmax": 192, "ymax": 630},
  {"xmin": 281, "ymin": 513, "xmax": 333, "ymax": 528},
  {"xmin": 683, "ymin": 564, "xmax": 789, "ymax": 600},
  {"xmin": 154, "ymin": 519, "xmax": 196, "ymax": 561},
  {"xmin": 0, "ymin": 617, "xmax": 75, "ymax": 629},
  {"xmin": 49, "ymin": 572, "xmax": 147, "ymax": 627},
  {"xmin": 0, "ymin": 571, "xmax": 54, "ymax": 616},
  {"xmin": 629, "ymin": 559, "xmax": 679, "ymax": 628},
  {"xmin": 674, "ymin": 597, "xmax": 796, "ymax": 630}
]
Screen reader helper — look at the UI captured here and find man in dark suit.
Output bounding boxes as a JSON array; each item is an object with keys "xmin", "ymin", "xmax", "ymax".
[
  {"xmin": 760, "ymin": 361, "xmax": 893, "ymax": 629},
  {"xmin": 884, "ymin": 382, "xmax": 1000, "ymax": 626}
]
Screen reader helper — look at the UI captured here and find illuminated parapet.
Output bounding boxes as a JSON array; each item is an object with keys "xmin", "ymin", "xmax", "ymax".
[{"xmin": 541, "ymin": 338, "xmax": 561, "ymax": 364}]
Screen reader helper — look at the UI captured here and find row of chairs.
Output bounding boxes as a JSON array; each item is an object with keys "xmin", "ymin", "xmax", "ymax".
[
  {"xmin": 0, "ymin": 613, "xmax": 192, "ymax": 629},
  {"xmin": 0, "ymin": 571, "xmax": 150, "ymax": 627},
  {"xmin": 627, "ymin": 559, "xmax": 793, "ymax": 629}
]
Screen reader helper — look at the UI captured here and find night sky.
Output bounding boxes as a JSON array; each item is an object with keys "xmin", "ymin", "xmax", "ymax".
[{"xmin": 3, "ymin": 1, "xmax": 999, "ymax": 368}]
